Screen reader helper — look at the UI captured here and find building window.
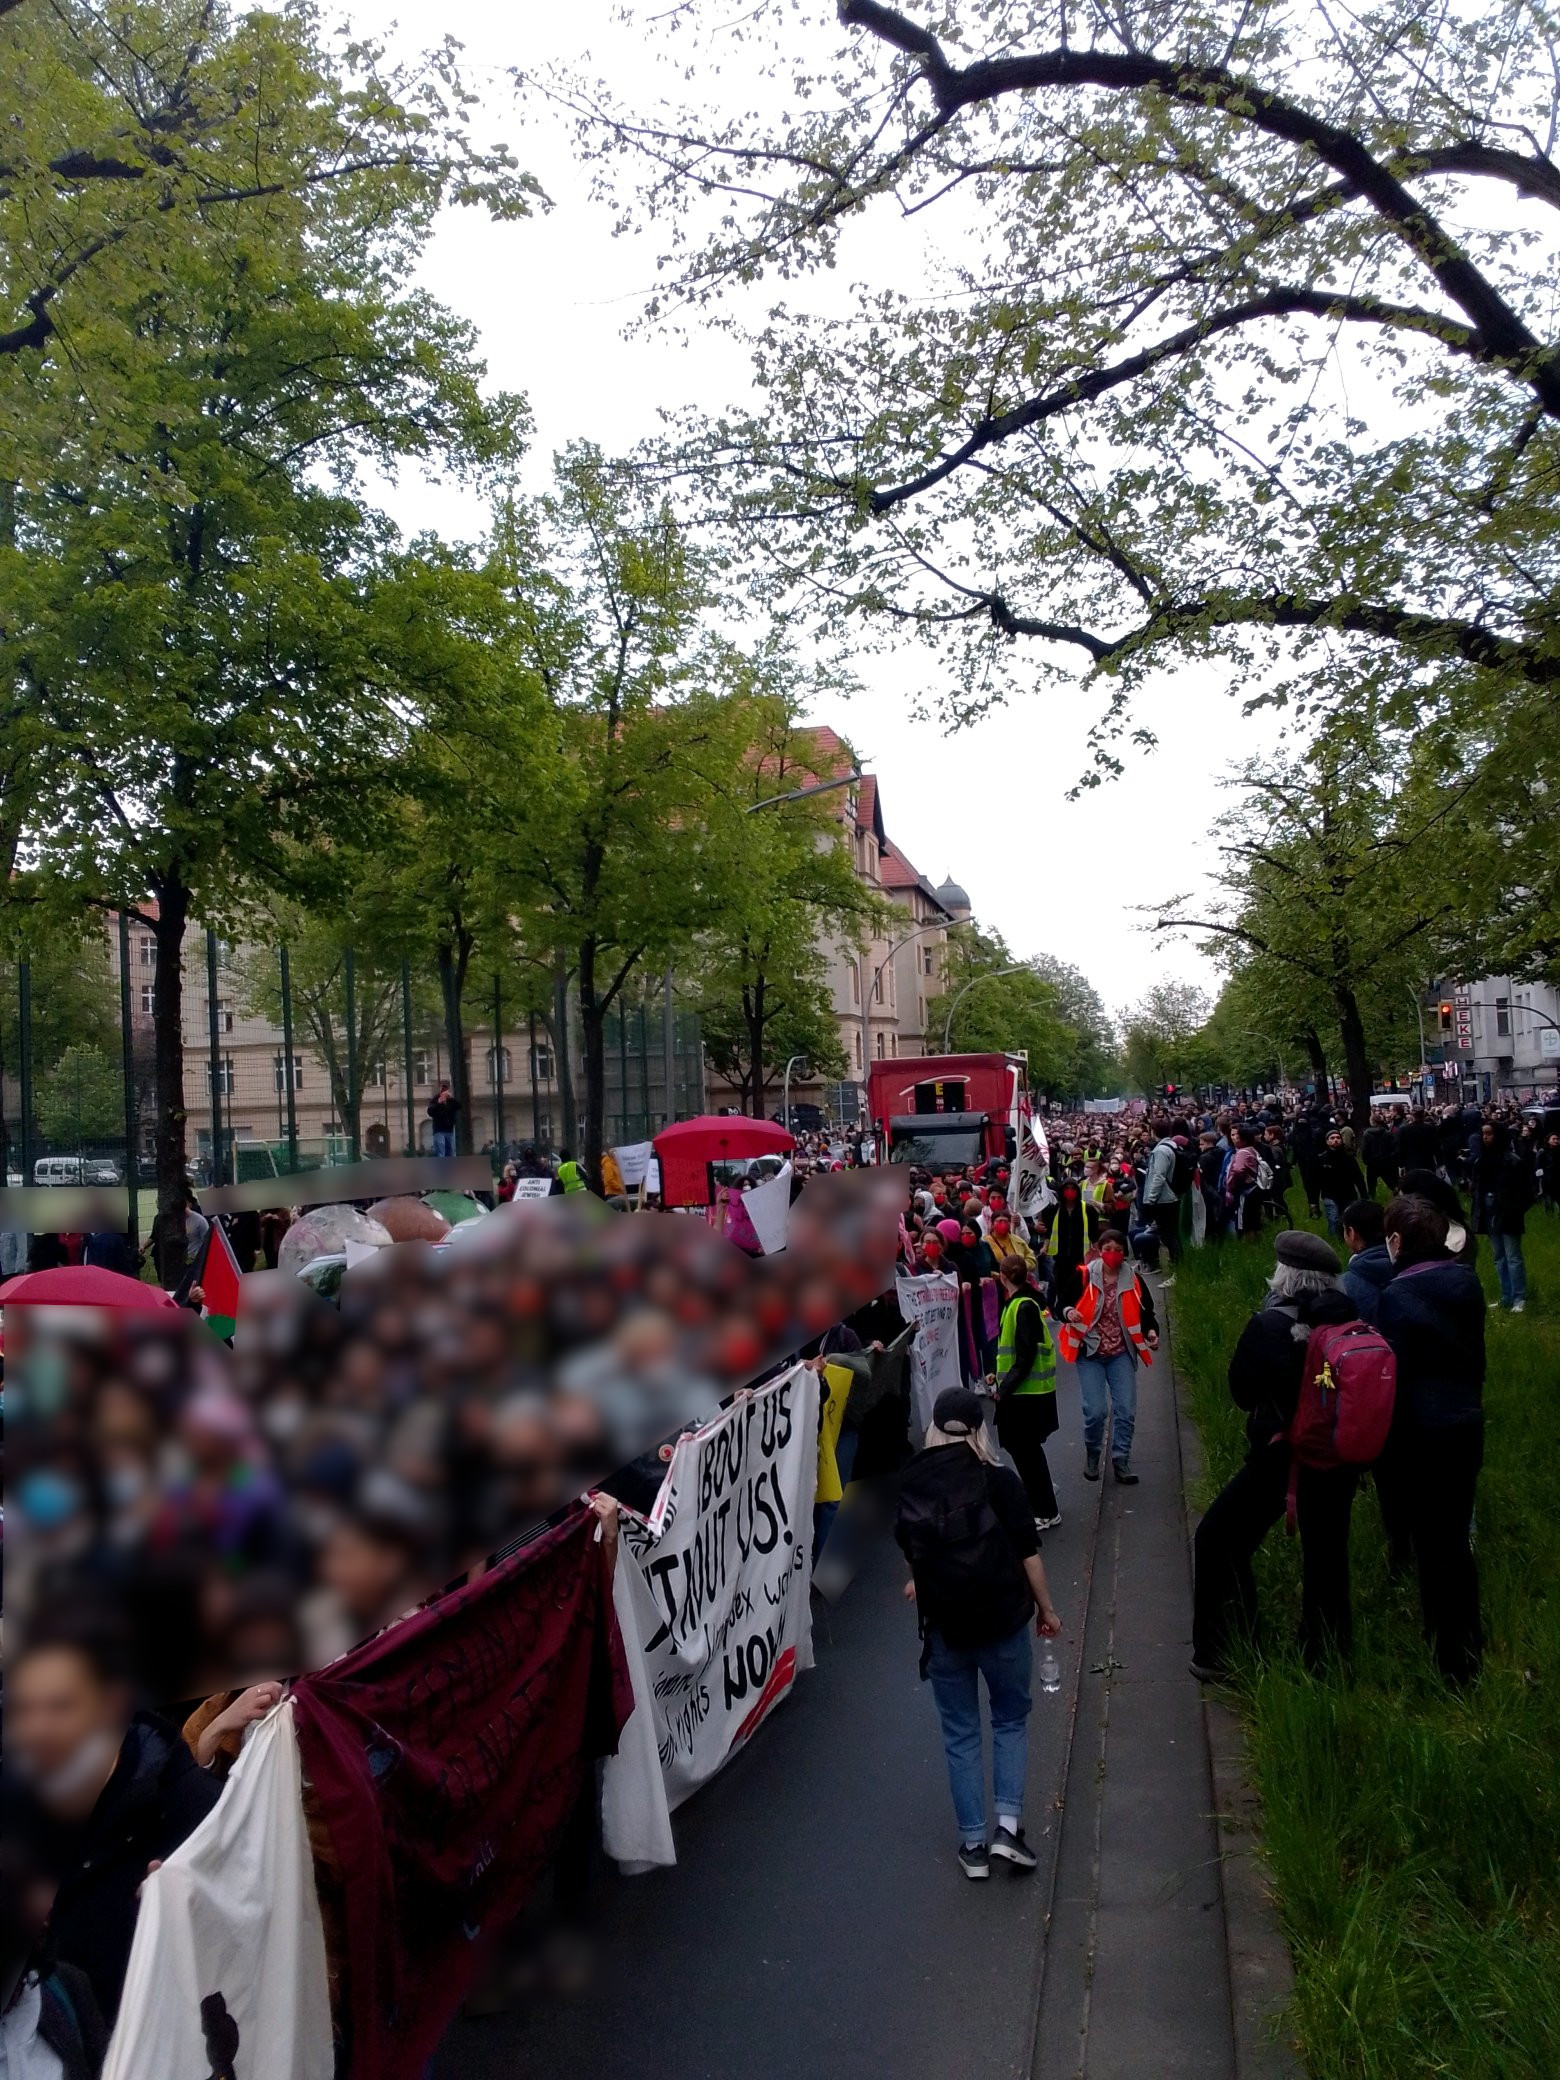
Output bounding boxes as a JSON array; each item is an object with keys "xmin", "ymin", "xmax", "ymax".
[
  {"xmin": 412, "ymin": 1050, "xmax": 432, "ymax": 1086},
  {"xmin": 206, "ymin": 1056, "xmax": 235, "ymax": 1097},
  {"xmin": 213, "ymin": 938, "xmax": 232, "ymax": 970},
  {"xmin": 274, "ymin": 1054, "xmax": 303, "ymax": 1092},
  {"xmin": 873, "ymin": 968, "xmax": 884, "ymax": 1004},
  {"xmin": 487, "ymin": 1045, "xmax": 511, "ymax": 1087},
  {"xmin": 851, "ymin": 964, "xmax": 860, "ymax": 1006},
  {"xmin": 529, "ymin": 1042, "xmax": 553, "ymax": 1082},
  {"xmin": 214, "ymin": 1000, "xmax": 234, "ymax": 1034},
  {"xmin": 140, "ymin": 985, "xmax": 155, "ymax": 1016},
  {"xmin": 1496, "ymin": 996, "xmax": 1510, "ymax": 1038},
  {"xmin": 875, "ymin": 1030, "xmax": 886, "ymax": 1058},
  {"xmin": 890, "ymin": 1033, "xmax": 897, "ymax": 1057},
  {"xmin": 853, "ymin": 1032, "xmax": 862, "ymax": 1070},
  {"xmin": 923, "ymin": 946, "xmax": 935, "ymax": 975},
  {"xmin": 140, "ymin": 938, "xmax": 157, "ymax": 968},
  {"xmin": 364, "ymin": 1058, "xmax": 386, "ymax": 1089}
]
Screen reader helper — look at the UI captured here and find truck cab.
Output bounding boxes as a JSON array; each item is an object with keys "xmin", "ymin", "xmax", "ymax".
[{"xmin": 867, "ymin": 1052, "xmax": 1028, "ymax": 1170}]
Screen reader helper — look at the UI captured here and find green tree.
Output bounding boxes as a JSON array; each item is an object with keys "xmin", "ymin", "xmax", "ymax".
[
  {"xmin": 1154, "ymin": 734, "xmax": 1468, "ymax": 1123},
  {"xmin": 475, "ymin": 449, "xmax": 784, "ymax": 1186},
  {"xmin": 1120, "ymin": 979, "xmax": 1214, "ymax": 1098},
  {"xmin": 930, "ymin": 925, "xmax": 1077, "ymax": 1094},
  {"xmin": 37, "ymin": 1043, "xmax": 122, "ymax": 1151},
  {"xmin": 5, "ymin": 2, "xmax": 529, "ymax": 1275},
  {"xmin": 566, "ymin": 0, "xmax": 1556, "ymax": 794},
  {"xmin": 687, "ymin": 696, "xmax": 875, "ymax": 1116}
]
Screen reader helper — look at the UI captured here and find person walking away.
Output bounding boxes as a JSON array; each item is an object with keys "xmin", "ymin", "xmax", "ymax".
[
  {"xmin": 1289, "ymin": 1109, "xmax": 1324, "ymax": 1218},
  {"xmin": 1316, "ymin": 1128, "xmax": 1367, "ymax": 1238},
  {"xmin": 895, "ymin": 1387, "xmax": 1064, "ymax": 1880},
  {"xmin": 1189, "ymin": 1232, "xmax": 1360, "ymax": 1678},
  {"xmin": 1339, "ymin": 1200, "xmax": 1394, "ymax": 1322},
  {"xmin": 1056, "ymin": 1230, "xmax": 1159, "ymax": 1485},
  {"xmin": 1361, "ymin": 1110, "xmax": 1397, "ymax": 1197},
  {"xmin": 427, "ymin": 1080, "xmax": 460, "ymax": 1158},
  {"xmin": 1373, "ymin": 1194, "xmax": 1486, "ymax": 1684},
  {"xmin": 987, "ymin": 1259, "xmax": 1062, "ymax": 1530},
  {"xmin": 1474, "ymin": 1124, "xmax": 1534, "ymax": 1311},
  {"xmin": 1140, "ymin": 1131, "xmax": 1187, "ymax": 1282},
  {"xmin": 1393, "ymin": 1106, "xmax": 1439, "ymax": 1179}
]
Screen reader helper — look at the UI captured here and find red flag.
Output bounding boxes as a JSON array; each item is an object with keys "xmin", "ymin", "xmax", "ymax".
[{"xmin": 197, "ymin": 1218, "xmax": 243, "ymax": 1337}]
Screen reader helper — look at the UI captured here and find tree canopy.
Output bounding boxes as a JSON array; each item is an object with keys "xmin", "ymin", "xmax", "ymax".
[{"xmin": 557, "ymin": 0, "xmax": 1556, "ymax": 797}]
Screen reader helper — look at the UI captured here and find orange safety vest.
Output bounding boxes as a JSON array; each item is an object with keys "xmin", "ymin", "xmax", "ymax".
[{"xmin": 1056, "ymin": 1260, "xmax": 1154, "ymax": 1367}]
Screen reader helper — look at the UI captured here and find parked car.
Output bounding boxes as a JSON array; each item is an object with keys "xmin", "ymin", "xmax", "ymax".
[{"xmin": 33, "ymin": 1155, "xmax": 122, "ymax": 1186}]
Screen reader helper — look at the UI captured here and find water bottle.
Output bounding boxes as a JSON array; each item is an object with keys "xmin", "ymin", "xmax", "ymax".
[{"xmin": 1039, "ymin": 1647, "xmax": 1062, "ymax": 1694}]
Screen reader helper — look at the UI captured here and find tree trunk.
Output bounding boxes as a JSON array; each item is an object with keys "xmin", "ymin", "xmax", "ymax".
[
  {"xmin": 744, "ymin": 977, "xmax": 769, "ymax": 1119},
  {"xmin": 1335, "ymin": 990, "xmax": 1374, "ymax": 1133},
  {"xmin": 1303, "ymin": 1025, "xmax": 1329, "ymax": 1087},
  {"xmin": 578, "ymin": 937, "xmax": 607, "ymax": 1191},
  {"xmin": 150, "ymin": 873, "xmax": 191, "ymax": 1286}
]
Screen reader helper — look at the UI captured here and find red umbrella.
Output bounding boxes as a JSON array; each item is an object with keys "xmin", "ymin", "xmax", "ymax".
[
  {"xmin": 0, "ymin": 1265, "xmax": 180, "ymax": 1311},
  {"xmin": 652, "ymin": 1115, "xmax": 796, "ymax": 1208}
]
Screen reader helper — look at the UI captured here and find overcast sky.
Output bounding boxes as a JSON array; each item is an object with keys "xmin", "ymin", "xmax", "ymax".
[{"xmin": 347, "ymin": 0, "xmax": 1295, "ymax": 1020}]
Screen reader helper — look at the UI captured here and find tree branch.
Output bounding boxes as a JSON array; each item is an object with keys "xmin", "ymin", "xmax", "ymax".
[{"xmin": 838, "ymin": 0, "xmax": 1560, "ymax": 412}]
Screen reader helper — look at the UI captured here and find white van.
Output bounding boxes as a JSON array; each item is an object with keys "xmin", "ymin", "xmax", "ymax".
[{"xmin": 33, "ymin": 1155, "xmax": 122, "ymax": 1186}]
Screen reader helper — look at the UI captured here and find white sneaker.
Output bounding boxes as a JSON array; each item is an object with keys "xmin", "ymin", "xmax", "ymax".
[
  {"xmin": 1035, "ymin": 1512, "xmax": 1063, "ymax": 1532},
  {"xmin": 1512, "ymin": 1299, "xmax": 1526, "ymax": 1313},
  {"xmin": 1159, "ymin": 1273, "xmax": 1177, "ymax": 1288}
]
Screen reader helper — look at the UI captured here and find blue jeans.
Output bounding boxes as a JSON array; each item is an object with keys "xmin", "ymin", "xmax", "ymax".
[
  {"xmin": 432, "ymin": 1129, "xmax": 456, "ymax": 1158},
  {"xmin": 925, "ymin": 1621, "xmax": 1033, "ymax": 1842},
  {"xmin": 1491, "ymin": 1229, "xmax": 1526, "ymax": 1307},
  {"xmin": 1076, "ymin": 1349, "xmax": 1139, "ymax": 1465},
  {"xmin": 1321, "ymin": 1197, "xmax": 1343, "ymax": 1237}
]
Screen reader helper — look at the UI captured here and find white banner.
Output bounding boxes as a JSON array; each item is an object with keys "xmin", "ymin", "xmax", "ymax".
[
  {"xmin": 613, "ymin": 1140, "xmax": 655, "ymax": 1187},
  {"xmin": 895, "ymin": 1270, "xmax": 963, "ymax": 1438},
  {"xmin": 1011, "ymin": 1116, "xmax": 1054, "ymax": 1222},
  {"xmin": 742, "ymin": 1165, "xmax": 792, "ymax": 1253},
  {"xmin": 606, "ymin": 1367, "xmax": 818, "ymax": 1826},
  {"xmin": 103, "ymin": 1701, "xmax": 331, "ymax": 2080},
  {"xmin": 509, "ymin": 1175, "xmax": 555, "ymax": 1201}
]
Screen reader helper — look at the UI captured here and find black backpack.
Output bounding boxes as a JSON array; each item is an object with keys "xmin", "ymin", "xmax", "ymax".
[
  {"xmin": 1170, "ymin": 1142, "xmax": 1198, "ymax": 1198},
  {"xmin": 896, "ymin": 1445, "xmax": 1024, "ymax": 1649}
]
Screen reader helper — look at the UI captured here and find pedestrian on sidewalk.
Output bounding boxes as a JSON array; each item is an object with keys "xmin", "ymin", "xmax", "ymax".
[
  {"xmin": 1056, "ymin": 1231, "xmax": 1158, "ymax": 1486},
  {"xmin": 987, "ymin": 1257, "xmax": 1062, "ymax": 1531},
  {"xmin": 1190, "ymin": 1232, "xmax": 1358, "ymax": 1680},
  {"xmin": 1141, "ymin": 1131, "xmax": 1186, "ymax": 1281},
  {"xmin": 895, "ymin": 1387, "xmax": 1064, "ymax": 1882}
]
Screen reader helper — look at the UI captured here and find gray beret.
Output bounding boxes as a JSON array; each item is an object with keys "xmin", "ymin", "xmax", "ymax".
[{"xmin": 1273, "ymin": 1229, "xmax": 1341, "ymax": 1275}]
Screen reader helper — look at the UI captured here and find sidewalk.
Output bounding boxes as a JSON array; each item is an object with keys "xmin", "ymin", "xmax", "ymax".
[{"xmin": 439, "ymin": 1308, "xmax": 1252, "ymax": 2079}]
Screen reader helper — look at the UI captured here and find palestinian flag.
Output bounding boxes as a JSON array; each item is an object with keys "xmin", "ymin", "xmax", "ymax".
[{"xmin": 190, "ymin": 1217, "xmax": 244, "ymax": 1341}]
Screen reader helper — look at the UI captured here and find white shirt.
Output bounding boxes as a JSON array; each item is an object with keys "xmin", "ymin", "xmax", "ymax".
[{"xmin": 0, "ymin": 1978, "xmax": 66, "ymax": 2080}]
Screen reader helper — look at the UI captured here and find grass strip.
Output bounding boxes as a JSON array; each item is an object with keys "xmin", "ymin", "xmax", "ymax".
[{"xmin": 1170, "ymin": 1204, "xmax": 1560, "ymax": 2079}]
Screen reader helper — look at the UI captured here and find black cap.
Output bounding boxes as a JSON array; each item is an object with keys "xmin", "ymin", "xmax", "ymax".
[
  {"xmin": 1273, "ymin": 1229, "xmax": 1341, "ymax": 1274},
  {"xmin": 932, "ymin": 1386, "xmax": 985, "ymax": 1434}
]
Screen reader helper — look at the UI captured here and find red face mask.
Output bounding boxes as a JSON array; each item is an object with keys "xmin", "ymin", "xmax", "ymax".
[
  {"xmin": 993, "ymin": 1219, "xmax": 1011, "ymax": 1237},
  {"xmin": 1101, "ymin": 1247, "xmax": 1125, "ymax": 1269}
]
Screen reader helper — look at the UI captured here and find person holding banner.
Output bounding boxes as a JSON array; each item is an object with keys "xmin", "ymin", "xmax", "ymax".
[
  {"xmin": 895, "ymin": 1387, "xmax": 1064, "ymax": 1881},
  {"xmin": 987, "ymin": 1259, "xmax": 1062, "ymax": 1531}
]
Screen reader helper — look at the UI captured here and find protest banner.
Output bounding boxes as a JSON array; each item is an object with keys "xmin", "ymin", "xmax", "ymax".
[
  {"xmin": 606, "ymin": 1365, "xmax": 819, "ymax": 1828},
  {"xmin": 103, "ymin": 1702, "xmax": 332, "ymax": 2080},
  {"xmin": 1011, "ymin": 1116, "xmax": 1054, "ymax": 1223},
  {"xmin": 894, "ymin": 1270, "xmax": 963, "ymax": 1437},
  {"xmin": 613, "ymin": 1140, "xmax": 655, "ymax": 1188},
  {"xmin": 510, "ymin": 1175, "xmax": 555, "ymax": 1201}
]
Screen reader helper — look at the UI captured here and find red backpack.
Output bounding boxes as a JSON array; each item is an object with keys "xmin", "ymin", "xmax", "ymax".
[{"xmin": 1286, "ymin": 1320, "xmax": 1396, "ymax": 1524}]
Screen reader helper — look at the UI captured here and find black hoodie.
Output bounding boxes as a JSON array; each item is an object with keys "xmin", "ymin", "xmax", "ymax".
[
  {"xmin": 1226, "ymin": 1284, "xmax": 1358, "ymax": 1449},
  {"xmin": 1377, "ymin": 1255, "xmax": 1486, "ymax": 1429}
]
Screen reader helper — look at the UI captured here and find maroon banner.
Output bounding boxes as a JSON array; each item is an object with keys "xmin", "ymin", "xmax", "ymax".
[{"xmin": 291, "ymin": 1510, "xmax": 631, "ymax": 2080}]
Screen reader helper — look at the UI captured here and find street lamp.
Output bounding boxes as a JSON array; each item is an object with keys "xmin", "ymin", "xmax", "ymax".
[
  {"xmin": 746, "ymin": 770, "xmax": 862, "ymax": 815},
  {"xmin": 861, "ymin": 921, "xmax": 946, "ymax": 1086},
  {"xmin": 780, "ymin": 1053, "xmax": 807, "ymax": 1131},
  {"xmin": 942, "ymin": 966, "xmax": 1028, "ymax": 1052}
]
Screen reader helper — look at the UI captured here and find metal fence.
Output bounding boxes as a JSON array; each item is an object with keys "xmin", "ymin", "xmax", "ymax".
[{"xmin": 1, "ymin": 918, "xmax": 706, "ymax": 1225}]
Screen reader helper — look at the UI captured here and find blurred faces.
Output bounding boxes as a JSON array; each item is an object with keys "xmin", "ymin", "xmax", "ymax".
[{"xmin": 9, "ymin": 1647, "xmax": 129, "ymax": 1817}]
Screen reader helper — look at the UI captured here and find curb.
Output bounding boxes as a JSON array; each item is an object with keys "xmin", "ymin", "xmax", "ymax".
[{"xmin": 1168, "ymin": 1322, "xmax": 1306, "ymax": 2080}]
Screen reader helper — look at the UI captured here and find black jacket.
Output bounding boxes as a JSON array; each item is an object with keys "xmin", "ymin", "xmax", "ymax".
[
  {"xmin": 1393, "ymin": 1115, "xmax": 1439, "ymax": 1172},
  {"xmin": 1227, "ymin": 1286, "xmax": 1357, "ymax": 1449},
  {"xmin": 1377, "ymin": 1255, "xmax": 1486, "ymax": 1429},
  {"xmin": 1474, "ymin": 1145, "xmax": 1535, "ymax": 1237},
  {"xmin": 1341, "ymin": 1243, "xmax": 1395, "ymax": 1324},
  {"xmin": 1317, "ymin": 1145, "xmax": 1366, "ymax": 1206},
  {"xmin": 25, "ymin": 1713, "xmax": 221, "ymax": 2025}
]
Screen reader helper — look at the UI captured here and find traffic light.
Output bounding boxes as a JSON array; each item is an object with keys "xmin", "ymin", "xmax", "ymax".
[
  {"xmin": 1439, "ymin": 1002, "xmax": 1454, "ymax": 1034},
  {"xmin": 1158, "ymin": 1082, "xmax": 1178, "ymax": 1100}
]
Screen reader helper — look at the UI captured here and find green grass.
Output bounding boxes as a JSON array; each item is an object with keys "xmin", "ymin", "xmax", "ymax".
[{"xmin": 1171, "ymin": 1205, "xmax": 1560, "ymax": 2080}]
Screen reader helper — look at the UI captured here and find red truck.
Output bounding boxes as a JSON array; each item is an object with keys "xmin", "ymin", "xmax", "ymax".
[{"xmin": 865, "ymin": 1052, "xmax": 1030, "ymax": 1171}]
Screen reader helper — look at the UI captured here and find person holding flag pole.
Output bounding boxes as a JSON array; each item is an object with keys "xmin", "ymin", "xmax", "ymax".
[{"xmin": 176, "ymin": 1214, "xmax": 246, "ymax": 1341}]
